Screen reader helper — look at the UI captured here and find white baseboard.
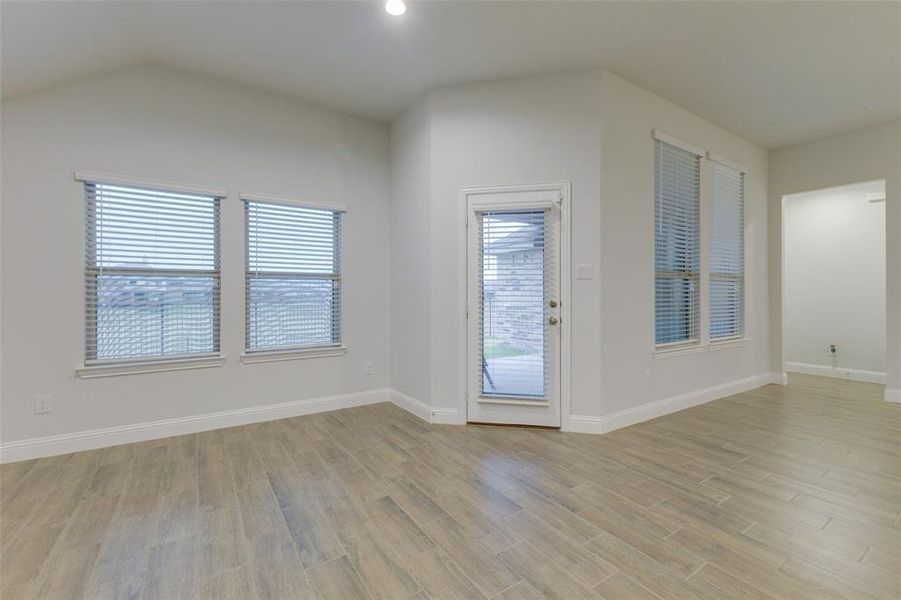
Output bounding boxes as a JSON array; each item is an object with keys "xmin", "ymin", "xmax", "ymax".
[
  {"xmin": 0, "ymin": 388, "xmax": 390, "ymax": 464},
  {"xmin": 886, "ymin": 388, "xmax": 901, "ymax": 403},
  {"xmin": 785, "ymin": 362, "xmax": 886, "ymax": 385},
  {"xmin": 389, "ymin": 389, "xmax": 460, "ymax": 425},
  {"xmin": 569, "ymin": 372, "xmax": 778, "ymax": 435}
]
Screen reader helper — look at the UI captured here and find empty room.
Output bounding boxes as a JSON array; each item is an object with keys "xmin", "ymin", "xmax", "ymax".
[{"xmin": 0, "ymin": 1, "xmax": 898, "ymax": 599}]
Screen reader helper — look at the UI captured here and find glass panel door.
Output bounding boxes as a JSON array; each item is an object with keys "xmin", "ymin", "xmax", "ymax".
[{"xmin": 466, "ymin": 187, "xmax": 562, "ymax": 428}]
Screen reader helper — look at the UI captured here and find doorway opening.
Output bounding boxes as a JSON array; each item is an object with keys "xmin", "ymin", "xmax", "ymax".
[{"xmin": 781, "ymin": 179, "xmax": 886, "ymax": 384}]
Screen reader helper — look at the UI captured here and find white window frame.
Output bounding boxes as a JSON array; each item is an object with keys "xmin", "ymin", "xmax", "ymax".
[
  {"xmin": 653, "ymin": 131, "xmax": 704, "ymax": 353},
  {"xmin": 707, "ymin": 152, "xmax": 747, "ymax": 345},
  {"xmin": 240, "ymin": 192, "xmax": 347, "ymax": 364},
  {"xmin": 74, "ymin": 170, "xmax": 226, "ymax": 378},
  {"xmin": 651, "ymin": 134, "xmax": 749, "ymax": 358}
]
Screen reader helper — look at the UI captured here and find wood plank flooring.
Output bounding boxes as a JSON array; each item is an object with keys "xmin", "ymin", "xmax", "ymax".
[{"xmin": 1, "ymin": 374, "xmax": 899, "ymax": 599}]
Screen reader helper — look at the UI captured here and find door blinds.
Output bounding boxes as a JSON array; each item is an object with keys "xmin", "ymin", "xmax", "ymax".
[
  {"xmin": 84, "ymin": 181, "xmax": 221, "ymax": 364},
  {"xmin": 478, "ymin": 209, "xmax": 554, "ymax": 399}
]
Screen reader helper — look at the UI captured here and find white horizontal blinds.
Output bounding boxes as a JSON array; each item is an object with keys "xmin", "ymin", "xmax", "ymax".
[
  {"xmin": 245, "ymin": 200, "xmax": 341, "ymax": 352},
  {"xmin": 655, "ymin": 139, "xmax": 701, "ymax": 346},
  {"xmin": 84, "ymin": 182, "xmax": 221, "ymax": 364},
  {"xmin": 479, "ymin": 209, "xmax": 548, "ymax": 399},
  {"xmin": 710, "ymin": 161, "xmax": 745, "ymax": 340}
]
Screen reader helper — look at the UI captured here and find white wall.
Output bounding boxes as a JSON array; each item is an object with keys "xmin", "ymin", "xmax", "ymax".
[
  {"xmin": 428, "ymin": 72, "xmax": 604, "ymax": 417},
  {"xmin": 389, "ymin": 98, "xmax": 432, "ymax": 403},
  {"xmin": 597, "ymin": 72, "xmax": 771, "ymax": 417},
  {"xmin": 390, "ymin": 69, "xmax": 772, "ymax": 424},
  {"xmin": 784, "ymin": 181, "xmax": 886, "ymax": 377},
  {"xmin": 12, "ymin": 60, "xmax": 867, "ymax": 452},
  {"xmin": 769, "ymin": 121, "xmax": 900, "ymax": 399},
  {"xmin": 0, "ymin": 65, "xmax": 392, "ymax": 444}
]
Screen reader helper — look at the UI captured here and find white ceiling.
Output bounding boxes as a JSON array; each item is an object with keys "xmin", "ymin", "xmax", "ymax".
[{"xmin": 2, "ymin": 1, "xmax": 898, "ymax": 149}]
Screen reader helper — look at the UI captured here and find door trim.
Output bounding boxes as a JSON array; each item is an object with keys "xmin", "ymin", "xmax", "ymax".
[{"xmin": 458, "ymin": 182, "xmax": 572, "ymax": 430}]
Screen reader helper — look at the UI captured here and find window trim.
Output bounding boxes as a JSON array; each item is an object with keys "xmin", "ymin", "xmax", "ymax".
[
  {"xmin": 75, "ymin": 170, "xmax": 226, "ymax": 198},
  {"xmin": 653, "ymin": 342, "xmax": 705, "ymax": 359},
  {"xmin": 652, "ymin": 130, "xmax": 705, "ymax": 157},
  {"xmin": 242, "ymin": 194, "xmax": 344, "ymax": 355},
  {"xmin": 239, "ymin": 191, "xmax": 346, "ymax": 213},
  {"xmin": 708, "ymin": 337, "xmax": 749, "ymax": 351},
  {"xmin": 240, "ymin": 345, "xmax": 347, "ymax": 365},
  {"xmin": 654, "ymin": 337, "xmax": 750, "ymax": 360},
  {"xmin": 76, "ymin": 355, "xmax": 225, "ymax": 379},
  {"xmin": 706, "ymin": 152, "xmax": 747, "ymax": 175}
]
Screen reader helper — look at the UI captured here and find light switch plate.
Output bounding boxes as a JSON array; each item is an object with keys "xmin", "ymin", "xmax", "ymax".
[{"xmin": 575, "ymin": 263, "xmax": 593, "ymax": 280}]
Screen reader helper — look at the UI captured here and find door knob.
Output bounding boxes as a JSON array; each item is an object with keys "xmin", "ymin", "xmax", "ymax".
[
  {"xmin": 548, "ymin": 300, "xmax": 558, "ymax": 308},
  {"xmin": 548, "ymin": 316, "xmax": 559, "ymax": 325}
]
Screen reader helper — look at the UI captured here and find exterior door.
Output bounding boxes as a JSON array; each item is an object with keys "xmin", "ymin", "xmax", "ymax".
[{"xmin": 466, "ymin": 188, "xmax": 562, "ymax": 427}]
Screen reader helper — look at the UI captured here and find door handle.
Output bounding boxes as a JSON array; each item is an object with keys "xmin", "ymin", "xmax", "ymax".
[{"xmin": 548, "ymin": 316, "xmax": 559, "ymax": 325}]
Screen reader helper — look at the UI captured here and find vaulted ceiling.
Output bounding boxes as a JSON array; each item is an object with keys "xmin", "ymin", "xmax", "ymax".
[{"xmin": 2, "ymin": 1, "xmax": 898, "ymax": 149}]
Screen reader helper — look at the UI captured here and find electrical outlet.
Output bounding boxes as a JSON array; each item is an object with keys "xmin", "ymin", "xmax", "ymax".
[
  {"xmin": 34, "ymin": 394, "xmax": 53, "ymax": 415},
  {"xmin": 364, "ymin": 361, "xmax": 374, "ymax": 375}
]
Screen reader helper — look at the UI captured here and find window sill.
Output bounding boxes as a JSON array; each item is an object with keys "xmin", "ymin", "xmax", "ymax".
[
  {"xmin": 654, "ymin": 343, "xmax": 705, "ymax": 359},
  {"xmin": 708, "ymin": 338, "xmax": 749, "ymax": 351},
  {"xmin": 241, "ymin": 346, "xmax": 347, "ymax": 364},
  {"xmin": 76, "ymin": 355, "xmax": 225, "ymax": 379},
  {"xmin": 654, "ymin": 338, "xmax": 750, "ymax": 360}
]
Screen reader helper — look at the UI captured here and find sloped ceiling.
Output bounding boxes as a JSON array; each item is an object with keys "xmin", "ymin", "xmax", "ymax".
[{"xmin": 2, "ymin": 1, "xmax": 898, "ymax": 149}]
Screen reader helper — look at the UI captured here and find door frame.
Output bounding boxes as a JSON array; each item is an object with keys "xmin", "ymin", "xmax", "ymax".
[{"xmin": 458, "ymin": 182, "xmax": 572, "ymax": 429}]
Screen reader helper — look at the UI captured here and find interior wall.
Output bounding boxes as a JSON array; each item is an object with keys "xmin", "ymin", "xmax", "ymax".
[
  {"xmin": 784, "ymin": 181, "xmax": 886, "ymax": 377},
  {"xmin": 0, "ymin": 65, "xmax": 392, "ymax": 444},
  {"xmin": 769, "ymin": 121, "xmax": 901, "ymax": 398},
  {"xmin": 597, "ymin": 71, "xmax": 771, "ymax": 416},
  {"xmin": 427, "ymin": 71, "xmax": 604, "ymax": 417},
  {"xmin": 390, "ymin": 69, "xmax": 772, "ymax": 421},
  {"xmin": 389, "ymin": 98, "xmax": 432, "ymax": 403}
]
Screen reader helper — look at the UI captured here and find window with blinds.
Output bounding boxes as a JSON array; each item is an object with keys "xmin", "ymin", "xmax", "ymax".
[
  {"xmin": 710, "ymin": 161, "xmax": 745, "ymax": 340},
  {"xmin": 244, "ymin": 199, "xmax": 342, "ymax": 353},
  {"xmin": 84, "ymin": 181, "xmax": 221, "ymax": 364},
  {"xmin": 655, "ymin": 139, "xmax": 701, "ymax": 346}
]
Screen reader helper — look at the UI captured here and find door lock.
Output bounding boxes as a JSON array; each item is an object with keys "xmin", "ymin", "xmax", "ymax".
[
  {"xmin": 548, "ymin": 316, "xmax": 559, "ymax": 325},
  {"xmin": 548, "ymin": 300, "xmax": 558, "ymax": 308}
]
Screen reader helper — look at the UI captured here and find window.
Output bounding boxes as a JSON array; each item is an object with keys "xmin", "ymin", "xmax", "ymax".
[
  {"xmin": 654, "ymin": 138, "xmax": 701, "ymax": 346},
  {"xmin": 244, "ymin": 198, "xmax": 342, "ymax": 353},
  {"xmin": 709, "ymin": 161, "xmax": 745, "ymax": 340},
  {"xmin": 84, "ymin": 180, "xmax": 221, "ymax": 364}
]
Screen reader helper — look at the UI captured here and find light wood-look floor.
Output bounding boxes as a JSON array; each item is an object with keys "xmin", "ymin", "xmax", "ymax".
[{"xmin": 2, "ymin": 374, "xmax": 900, "ymax": 599}]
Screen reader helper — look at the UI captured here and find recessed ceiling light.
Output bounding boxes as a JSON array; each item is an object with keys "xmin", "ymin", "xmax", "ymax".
[{"xmin": 385, "ymin": 0, "xmax": 406, "ymax": 16}]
